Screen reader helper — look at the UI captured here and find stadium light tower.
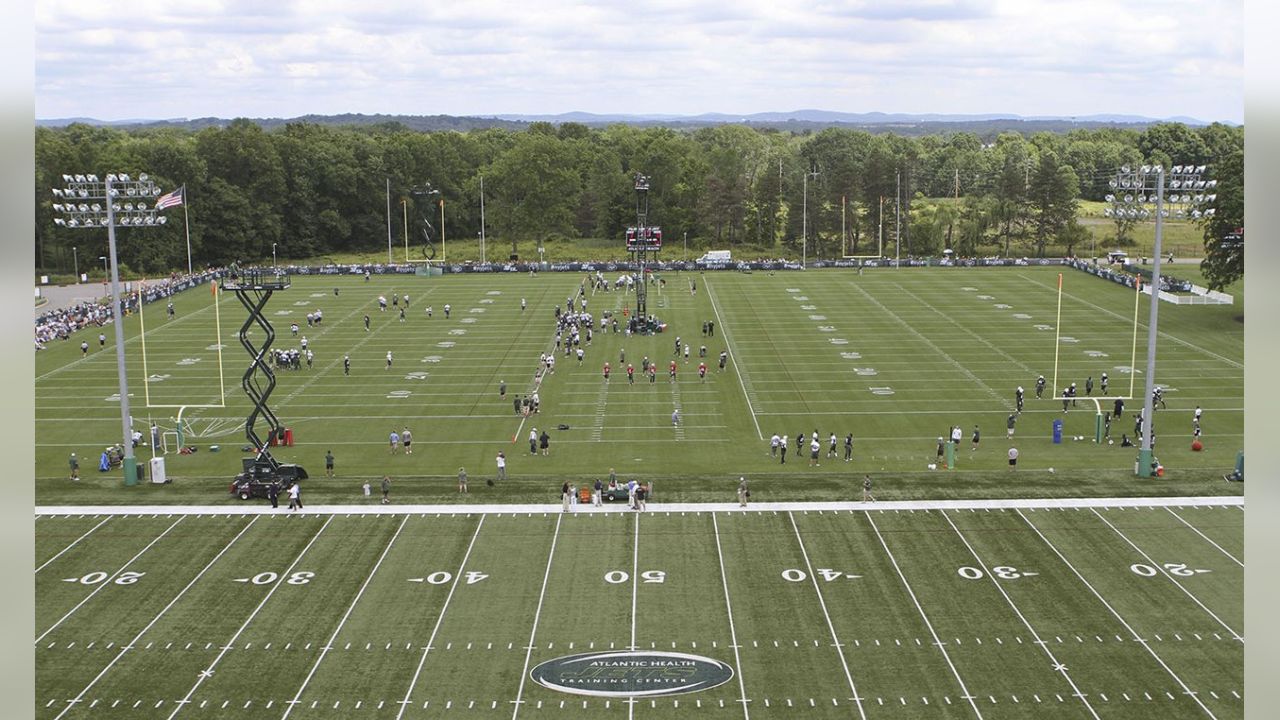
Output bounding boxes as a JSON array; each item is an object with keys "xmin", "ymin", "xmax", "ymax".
[
  {"xmin": 1104, "ymin": 164, "xmax": 1215, "ymax": 477},
  {"xmin": 801, "ymin": 164, "xmax": 820, "ymax": 267},
  {"xmin": 52, "ymin": 173, "xmax": 168, "ymax": 486}
]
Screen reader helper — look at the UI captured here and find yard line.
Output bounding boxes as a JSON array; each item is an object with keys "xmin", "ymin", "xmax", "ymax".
[
  {"xmin": 284, "ymin": 514, "xmax": 410, "ymax": 719},
  {"xmin": 1017, "ymin": 509, "xmax": 1218, "ymax": 718},
  {"xmin": 510, "ymin": 513, "xmax": 564, "ymax": 720},
  {"xmin": 629, "ymin": 512, "xmax": 640, "ymax": 720},
  {"xmin": 850, "ymin": 282, "xmax": 1007, "ymax": 408},
  {"xmin": 1090, "ymin": 509, "xmax": 1241, "ymax": 641},
  {"xmin": 35, "ymin": 516, "xmax": 111, "ymax": 574},
  {"xmin": 711, "ymin": 513, "xmax": 750, "ymax": 720},
  {"xmin": 864, "ymin": 512, "xmax": 984, "ymax": 719},
  {"xmin": 53, "ymin": 517, "xmax": 258, "ymax": 720},
  {"xmin": 787, "ymin": 513, "xmax": 866, "ymax": 720},
  {"xmin": 938, "ymin": 511, "xmax": 1101, "ymax": 719},
  {"xmin": 395, "ymin": 516, "xmax": 487, "ymax": 720},
  {"xmin": 166, "ymin": 515, "xmax": 334, "ymax": 720},
  {"xmin": 1164, "ymin": 508, "xmax": 1243, "ymax": 567},
  {"xmin": 703, "ymin": 277, "xmax": 764, "ymax": 441},
  {"xmin": 36, "ymin": 517, "xmax": 184, "ymax": 644}
]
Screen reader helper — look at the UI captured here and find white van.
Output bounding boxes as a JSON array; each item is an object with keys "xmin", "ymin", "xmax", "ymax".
[{"xmin": 697, "ymin": 250, "xmax": 731, "ymax": 263}]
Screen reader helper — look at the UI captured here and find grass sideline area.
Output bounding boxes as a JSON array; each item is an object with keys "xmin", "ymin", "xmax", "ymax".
[{"xmin": 35, "ymin": 266, "xmax": 1242, "ymax": 506}]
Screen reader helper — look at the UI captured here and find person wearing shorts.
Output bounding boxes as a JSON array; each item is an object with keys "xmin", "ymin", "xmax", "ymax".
[
  {"xmin": 458, "ymin": 467, "xmax": 468, "ymax": 493},
  {"xmin": 809, "ymin": 437, "xmax": 821, "ymax": 466},
  {"xmin": 1008, "ymin": 447, "xmax": 1019, "ymax": 470},
  {"xmin": 971, "ymin": 425, "xmax": 980, "ymax": 450},
  {"xmin": 402, "ymin": 427, "xmax": 413, "ymax": 455}
]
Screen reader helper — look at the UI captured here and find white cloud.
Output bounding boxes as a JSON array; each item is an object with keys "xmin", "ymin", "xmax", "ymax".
[{"xmin": 34, "ymin": 0, "xmax": 1243, "ymax": 122}]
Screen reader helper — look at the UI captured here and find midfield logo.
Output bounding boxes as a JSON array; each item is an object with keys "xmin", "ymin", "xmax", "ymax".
[{"xmin": 530, "ymin": 651, "xmax": 734, "ymax": 697}]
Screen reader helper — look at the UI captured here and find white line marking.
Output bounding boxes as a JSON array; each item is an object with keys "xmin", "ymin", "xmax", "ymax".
[
  {"xmin": 166, "ymin": 516, "xmax": 334, "ymax": 719},
  {"xmin": 283, "ymin": 514, "xmax": 410, "ymax": 719},
  {"xmin": 787, "ymin": 512, "xmax": 866, "ymax": 720},
  {"xmin": 36, "ymin": 517, "xmax": 111, "ymax": 574},
  {"xmin": 1017, "ymin": 509, "xmax": 1218, "ymax": 719},
  {"xmin": 864, "ymin": 512, "xmax": 984, "ymax": 719},
  {"xmin": 1090, "ymin": 508, "xmax": 1241, "ymax": 641},
  {"xmin": 53, "ymin": 518, "xmax": 258, "ymax": 720},
  {"xmin": 628, "ymin": 511, "xmax": 640, "ymax": 720},
  {"xmin": 510, "ymin": 513, "xmax": 563, "ymax": 720},
  {"xmin": 703, "ymin": 277, "xmax": 764, "ymax": 440},
  {"xmin": 711, "ymin": 513, "xmax": 750, "ymax": 720},
  {"xmin": 1165, "ymin": 508, "xmax": 1243, "ymax": 567},
  {"xmin": 37, "ymin": 517, "xmax": 184, "ymax": 644},
  {"xmin": 34, "ymin": 495, "xmax": 1242, "ymax": 517},
  {"xmin": 939, "ymin": 510, "xmax": 1100, "ymax": 719}
]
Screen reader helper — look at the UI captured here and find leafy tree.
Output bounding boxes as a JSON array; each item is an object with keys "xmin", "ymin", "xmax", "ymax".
[
  {"xmin": 1199, "ymin": 146, "xmax": 1243, "ymax": 290},
  {"xmin": 1026, "ymin": 153, "xmax": 1080, "ymax": 257}
]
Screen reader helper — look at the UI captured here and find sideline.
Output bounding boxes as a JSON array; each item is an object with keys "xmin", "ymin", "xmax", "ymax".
[{"xmin": 35, "ymin": 495, "xmax": 1243, "ymax": 516}]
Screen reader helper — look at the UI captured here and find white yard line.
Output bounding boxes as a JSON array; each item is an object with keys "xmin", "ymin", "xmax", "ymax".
[
  {"xmin": 166, "ymin": 516, "xmax": 334, "ymax": 720},
  {"xmin": 510, "ymin": 513, "xmax": 563, "ymax": 720},
  {"xmin": 1165, "ymin": 508, "xmax": 1244, "ymax": 567},
  {"xmin": 36, "ymin": 516, "xmax": 184, "ymax": 644},
  {"xmin": 53, "ymin": 517, "xmax": 259, "ymax": 720},
  {"xmin": 1017, "ymin": 509, "xmax": 1219, "ymax": 719},
  {"xmin": 36, "ymin": 516, "xmax": 111, "ymax": 574},
  {"xmin": 939, "ymin": 510, "xmax": 1101, "ymax": 719},
  {"xmin": 35, "ymin": 495, "xmax": 1242, "ymax": 517},
  {"xmin": 711, "ymin": 513, "xmax": 750, "ymax": 720},
  {"xmin": 787, "ymin": 512, "xmax": 866, "ymax": 720},
  {"xmin": 1089, "ymin": 509, "xmax": 1242, "ymax": 641},
  {"xmin": 703, "ymin": 277, "xmax": 764, "ymax": 441},
  {"xmin": 864, "ymin": 511, "xmax": 984, "ymax": 719},
  {"xmin": 393, "ymin": 515, "xmax": 486, "ymax": 720},
  {"xmin": 283, "ymin": 514, "xmax": 410, "ymax": 719},
  {"xmin": 628, "ymin": 512, "xmax": 640, "ymax": 720}
]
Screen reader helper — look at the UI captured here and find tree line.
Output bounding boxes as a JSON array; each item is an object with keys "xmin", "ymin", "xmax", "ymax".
[{"xmin": 34, "ymin": 118, "xmax": 1244, "ymax": 288}]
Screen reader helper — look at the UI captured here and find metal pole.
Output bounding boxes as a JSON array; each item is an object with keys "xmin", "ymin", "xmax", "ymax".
[
  {"xmin": 272, "ymin": 243, "xmax": 277, "ymax": 269},
  {"xmin": 386, "ymin": 178, "xmax": 393, "ymax": 264},
  {"xmin": 895, "ymin": 171, "xmax": 901, "ymax": 267},
  {"xmin": 440, "ymin": 198, "xmax": 446, "ymax": 262},
  {"xmin": 1137, "ymin": 168, "xmax": 1165, "ymax": 477},
  {"xmin": 479, "ymin": 175, "xmax": 486, "ymax": 263},
  {"xmin": 105, "ymin": 176, "xmax": 138, "ymax": 486},
  {"xmin": 802, "ymin": 170, "xmax": 808, "ymax": 267},
  {"xmin": 183, "ymin": 192, "xmax": 193, "ymax": 275},
  {"xmin": 72, "ymin": 246, "xmax": 78, "ymax": 283},
  {"xmin": 683, "ymin": 231, "xmax": 687, "ymax": 262}
]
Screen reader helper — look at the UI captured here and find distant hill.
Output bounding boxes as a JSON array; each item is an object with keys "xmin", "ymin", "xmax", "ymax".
[{"xmin": 36, "ymin": 110, "xmax": 1231, "ymax": 135}]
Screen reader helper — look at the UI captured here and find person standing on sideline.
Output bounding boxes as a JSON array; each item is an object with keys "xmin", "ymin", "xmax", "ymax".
[
  {"xmin": 828, "ymin": 432, "xmax": 838, "ymax": 458},
  {"xmin": 562, "ymin": 481, "xmax": 572, "ymax": 513},
  {"xmin": 1101, "ymin": 372, "xmax": 1109, "ymax": 395},
  {"xmin": 809, "ymin": 435, "xmax": 821, "ymax": 466},
  {"xmin": 951, "ymin": 425, "xmax": 963, "ymax": 448},
  {"xmin": 862, "ymin": 475, "xmax": 875, "ymax": 502},
  {"xmin": 529, "ymin": 428, "xmax": 538, "ymax": 455},
  {"xmin": 844, "ymin": 433, "xmax": 853, "ymax": 462},
  {"xmin": 267, "ymin": 482, "xmax": 279, "ymax": 508},
  {"xmin": 99, "ymin": 332, "xmax": 106, "ymax": 348},
  {"xmin": 80, "ymin": 341, "xmax": 88, "ymax": 357},
  {"xmin": 402, "ymin": 427, "xmax": 413, "ymax": 455},
  {"xmin": 381, "ymin": 475, "xmax": 391, "ymax": 504},
  {"xmin": 1007, "ymin": 413, "xmax": 1017, "ymax": 439},
  {"xmin": 779, "ymin": 435, "xmax": 788, "ymax": 464},
  {"xmin": 494, "ymin": 452, "xmax": 506, "ymax": 484},
  {"xmin": 69, "ymin": 453, "xmax": 79, "ymax": 480},
  {"xmin": 458, "ymin": 467, "xmax": 468, "ymax": 493},
  {"xmin": 325, "ymin": 450, "xmax": 335, "ymax": 477},
  {"xmin": 389, "ymin": 429, "xmax": 400, "ymax": 454},
  {"xmin": 737, "ymin": 476, "xmax": 749, "ymax": 507},
  {"xmin": 287, "ymin": 481, "xmax": 302, "ymax": 510},
  {"xmin": 593, "ymin": 478, "xmax": 603, "ymax": 506},
  {"xmin": 1007, "ymin": 447, "xmax": 1019, "ymax": 470},
  {"xmin": 770, "ymin": 433, "xmax": 781, "ymax": 457},
  {"xmin": 540, "ymin": 429, "xmax": 551, "ymax": 456},
  {"xmin": 1085, "ymin": 376, "xmax": 1094, "ymax": 396},
  {"xmin": 971, "ymin": 425, "xmax": 981, "ymax": 451},
  {"xmin": 937, "ymin": 436, "xmax": 946, "ymax": 461},
  {"xmin": 1114, "ymin": 397, "xmax": 1125, "ymax": 419}
]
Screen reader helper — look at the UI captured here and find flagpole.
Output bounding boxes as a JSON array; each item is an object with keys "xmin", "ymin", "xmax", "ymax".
[{"xmin": 182, "ymin": 185, "xmax": 192, "ymax": 275}]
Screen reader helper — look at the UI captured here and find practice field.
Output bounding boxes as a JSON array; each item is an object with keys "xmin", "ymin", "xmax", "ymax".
[
  {"xmin": 35, "ymin": 498, "xmax": 1243, "ymax": 719},
  {"xmin": 33, "ymin": 266, "xmax": 1244, "ymax": 503}
]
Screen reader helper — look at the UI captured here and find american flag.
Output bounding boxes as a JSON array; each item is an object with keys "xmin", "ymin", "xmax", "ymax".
[{"xmin": 155, "ymin": 185, "xmax": 184, "ymax": 210}]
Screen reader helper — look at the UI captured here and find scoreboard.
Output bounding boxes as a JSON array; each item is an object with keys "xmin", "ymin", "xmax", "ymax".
[{"xmin": 626, "ymin": 226, "xmax": 662, "ymax": 251}]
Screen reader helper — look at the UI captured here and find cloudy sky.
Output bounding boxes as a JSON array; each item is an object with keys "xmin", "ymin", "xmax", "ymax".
[{"xmin": 35, "ymin": 0, "xmax": 1243, "ymax": 123}]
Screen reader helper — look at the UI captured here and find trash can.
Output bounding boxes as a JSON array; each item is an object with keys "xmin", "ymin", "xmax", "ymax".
[
  {"xmin": 1052, "ymin": 419, "xmax": 1063, "ymax": 444},
  {"xmin": 284, "ymin": 428, "xmax": 294, "ymax": 447}
]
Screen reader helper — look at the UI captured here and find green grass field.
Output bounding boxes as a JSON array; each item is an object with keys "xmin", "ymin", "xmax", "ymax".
[
  {"xmin": 34, "ymin": 499, "xmax": 1243, "ymax": 719},
  {"xmin": 35, "ymin": 267, "xmax": 1243, "ymax": 505}
]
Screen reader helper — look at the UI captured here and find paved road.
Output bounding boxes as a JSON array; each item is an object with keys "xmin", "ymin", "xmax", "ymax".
[{"xmin": 35, "ymin": 282, "xmax": 111, "ymax": 317}]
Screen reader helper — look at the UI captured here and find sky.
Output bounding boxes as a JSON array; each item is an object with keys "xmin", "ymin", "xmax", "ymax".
[{"xmin": 34, "ymin": 0, "xmax": 1244, "ymax": 124}]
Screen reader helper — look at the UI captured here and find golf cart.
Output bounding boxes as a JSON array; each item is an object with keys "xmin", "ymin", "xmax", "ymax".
[{"xmin": 230, "ymin": 457, "xmax": 308, "ymax": 500}]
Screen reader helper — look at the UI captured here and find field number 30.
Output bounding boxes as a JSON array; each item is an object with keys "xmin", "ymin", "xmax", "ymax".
[{"xmin": 957, "ymin": 566, "xmax": 1031, "ymax": 580}]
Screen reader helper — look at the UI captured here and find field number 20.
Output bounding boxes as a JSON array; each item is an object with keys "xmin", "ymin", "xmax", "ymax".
[
  {"xmin": 1130, "ymin": 563, "xmax": 1201, "ymax": 577},
  {"xmin": 65, "ymin": 571, "xmax": 145, "ymax": 585}
]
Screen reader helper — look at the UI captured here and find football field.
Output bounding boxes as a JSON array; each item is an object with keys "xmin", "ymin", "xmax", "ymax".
[
  {"xmin": 35, "ymin": 498, "xmax": 1243, "ymax": 718},
  {"xmin": 34, "ymin": 266, "xmax": 1245, "ymax": 502}
]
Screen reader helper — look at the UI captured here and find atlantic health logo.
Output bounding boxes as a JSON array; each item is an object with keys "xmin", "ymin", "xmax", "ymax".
[{"xmin": 530, "ymin": 651, "xmax": 735, "ymax": 697}]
